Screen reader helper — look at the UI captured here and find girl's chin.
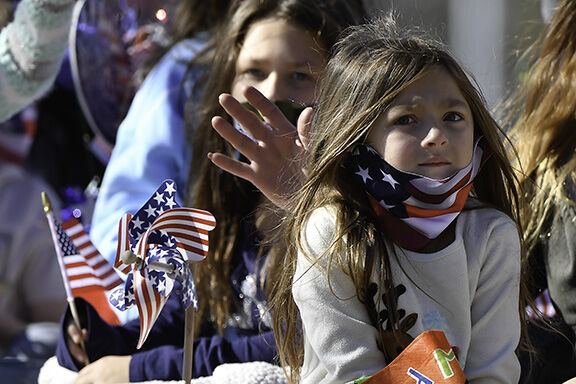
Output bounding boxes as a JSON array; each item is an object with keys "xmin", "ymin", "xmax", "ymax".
[{"xmin": 414, "ymin": 166, "xmax": 456, "ymax": 180}]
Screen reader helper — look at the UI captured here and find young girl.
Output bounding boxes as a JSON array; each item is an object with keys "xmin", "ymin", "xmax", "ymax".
[
  {"xmin": 57, "ymin": 1, "xmax": 362, "ymax": 382},
  {"xmin": 269, "ymin": 16, "xmax": 528, "ymax": 384}
]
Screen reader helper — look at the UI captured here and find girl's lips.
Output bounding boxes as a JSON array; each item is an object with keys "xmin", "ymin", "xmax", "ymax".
[{"xmin": 419, "ymin": 158, "xmax": 450, "ymax": 166}]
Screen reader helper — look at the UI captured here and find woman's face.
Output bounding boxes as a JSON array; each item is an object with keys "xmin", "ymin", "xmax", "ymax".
[{"xmin": 231, "ymin": 17, "xmax": 325, "ymax": 106}]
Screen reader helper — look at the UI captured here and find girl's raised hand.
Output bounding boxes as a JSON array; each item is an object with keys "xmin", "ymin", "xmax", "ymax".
[{"xmin": 209, "ymin": 86, "xmax": 312, "ymax": 209}]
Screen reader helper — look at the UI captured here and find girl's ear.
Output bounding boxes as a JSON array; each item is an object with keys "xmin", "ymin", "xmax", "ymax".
[{"xmin": 297, "ymin": 107, "xmax": 314, "ymax": 151}]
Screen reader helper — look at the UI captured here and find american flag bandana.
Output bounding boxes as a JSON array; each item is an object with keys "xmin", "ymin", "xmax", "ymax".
[
  {"xmin": 344, "ymin": 139, "xmax": 486, "ymax": 251},
  {"xmin": 109, "ymin": 180, "xmax": 216, "ymax": 348}
]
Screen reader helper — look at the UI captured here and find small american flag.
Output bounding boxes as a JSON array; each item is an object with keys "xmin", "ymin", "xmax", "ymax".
[
  {"xmin": 62, "ymin": 218, "xmax": 123, "ymax": 291},
  {"xmin": 110, "ymin": 180, "xmax": 215, "ymax": 348},
  {"xmin": 53, "ymin": 216, "xmax": 122, "ymax": 325}
]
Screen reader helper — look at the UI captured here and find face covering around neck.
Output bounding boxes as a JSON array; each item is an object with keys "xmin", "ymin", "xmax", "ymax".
[{"xmin": 344, "ymin": 138, "xmax": 487, "ymax": 251}]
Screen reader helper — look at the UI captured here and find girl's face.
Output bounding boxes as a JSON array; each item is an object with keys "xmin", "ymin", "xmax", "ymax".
[
  {"xmin": 231, "ymin": 17, "xmax": 325, "ymax": 106},
  {"xmin": 366, "ymin": 66, "xmax": 474, "ymax": 180}
]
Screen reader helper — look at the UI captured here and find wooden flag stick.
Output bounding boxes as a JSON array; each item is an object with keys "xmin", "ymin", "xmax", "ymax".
[
  {"xmin": 122, "ymin": 251, "xmax": 195, "ymax": 382},
  {"xmin": 182, "ymin": 261, "xmax": 195, "ymax": 384},
  {"xmin": 41, "ymin": 192, "xmax": 88, "ymax": 361}
]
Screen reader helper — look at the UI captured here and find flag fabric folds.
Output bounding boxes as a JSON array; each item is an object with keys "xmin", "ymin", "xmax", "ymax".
[
  {"xmin": 52, "ymin": 216, "xmax": 122, "ymax": 325},
  {"xmin": 110, "ymin": 179, "xmax": 216, "ymax": 348},
  {"xmin": 344, "ymin": 138, "xmax": 487, "ymax": 251},
  {"xmin": 61, "ymin": 218, "xmax": 123, "ymax": 291}
]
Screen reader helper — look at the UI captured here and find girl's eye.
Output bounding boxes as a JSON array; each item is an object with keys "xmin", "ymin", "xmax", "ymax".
[
  {"xmin": 292, "ymin": 72, "xmax": 311, "ymax": 81},
  {"xmin": 444, "ymin": 112, "xmax": 463, "ymax": 122},
  {"xmin": 245, "ymin": 68, "xmax": 265, "ymax": 79},
  {"xmin": 394, "ymin": 115, "xmax": 415, "ymax": 125}
]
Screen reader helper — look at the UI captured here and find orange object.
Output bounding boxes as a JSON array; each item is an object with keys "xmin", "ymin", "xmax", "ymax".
[{"xmin": 361, "ymin": 330, "xmax": 467, "ymax": 384}]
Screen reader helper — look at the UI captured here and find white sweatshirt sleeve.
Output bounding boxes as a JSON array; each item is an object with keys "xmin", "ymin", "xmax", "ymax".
[
  {"xmin": 465, "ymin": 212, "xmax": 522, "ymax": 384},
  {"xmin": 292, "ymin": 207, "xmax": 387, "ymax": 384}
]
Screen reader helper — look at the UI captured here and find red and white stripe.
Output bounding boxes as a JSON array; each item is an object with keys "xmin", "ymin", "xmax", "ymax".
[
  {"xmin": 133, "ymin": 268, "xmax": 168, "ymax": 348},
  {"xmin": 130, "ymin": 208, "xmax": 216, "ymax": 263},
  {"xmin": 148, "ymin": 208, "xmax": 216, "ymax": 261},
  {"xmin": 114, "ymin": 213, "xmax": 133, "ymax": 275},
  {"xmin": 63, "ymin": 218, "xmax": 123, "ymax": 290}
]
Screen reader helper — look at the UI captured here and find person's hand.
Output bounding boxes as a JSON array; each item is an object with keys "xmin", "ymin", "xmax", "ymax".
[
  {"xmin": 73, "ymin": 355, "xmax": 131, "ymax": 384},
  {"xmin": 209, "ymin": 86, "xmax": 312, "ymax": 209},
  {"xmin": 66, "ymin": 322, "xmax": 89, "ymax": 368}
]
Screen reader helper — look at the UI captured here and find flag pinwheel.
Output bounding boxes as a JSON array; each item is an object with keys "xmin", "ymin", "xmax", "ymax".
[{"xmin": 109, "ymin": 179, "xmax": 216, "ymax": 348}]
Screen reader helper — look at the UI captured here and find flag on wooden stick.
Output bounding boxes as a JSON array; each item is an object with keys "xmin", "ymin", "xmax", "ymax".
[{"xmin": 43, "ymin": 192, "xmax": 122, "ymax": 325}]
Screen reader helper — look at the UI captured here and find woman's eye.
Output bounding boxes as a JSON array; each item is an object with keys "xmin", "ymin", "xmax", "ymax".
[
  {"xmin": 444, "ymin": 112, "xmax": 463, "ymax": 122},
  {"xmin": 394, "ymin": 115, "xmax": 415, "ymax": 125}
]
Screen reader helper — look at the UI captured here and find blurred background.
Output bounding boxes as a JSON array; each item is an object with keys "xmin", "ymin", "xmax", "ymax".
[{"xmin": 366, "ymin": 0, "xmax": 546, "ymax": 109}]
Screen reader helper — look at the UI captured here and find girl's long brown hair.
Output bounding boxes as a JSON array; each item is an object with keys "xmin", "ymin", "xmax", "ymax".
[
  {"xmin": 269, "ymin": 15, "xmax": 528, "ymax": 383},
  {"xmin": 184, "ymin": 0, "xmax": 362, "ymax": 337},
  {"xmin": 507, "ymin": 0, "xmax": 576, "ymax": 259}
]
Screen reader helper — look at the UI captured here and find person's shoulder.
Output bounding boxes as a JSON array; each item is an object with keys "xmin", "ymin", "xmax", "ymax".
[
  {"xmin": 459, "ymin": 198, "xmax": 519, "ymax": 246},
  {"xmin": 461, "ymin": 198, "xmax": 516, "ymax": 226},
  {"xmin": 147, "ymin": 35, "xmax": 209, "ymax": 80},
  {"xmin": 303, "ymin": 205, "xmax": 338, "ymax": 255},
  {"xmin": 167, "ymin": 34, "xmax": 210, "ymax": 63}
]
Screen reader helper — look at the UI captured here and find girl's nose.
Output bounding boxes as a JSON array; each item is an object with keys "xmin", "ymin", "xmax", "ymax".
[
  {"xmin": 257, "ymin": 74, "xmax": 282, "ymax": 103},
  {"xmin": 421, "ymin": 125, "xmax": 448, "ymax": 148}
]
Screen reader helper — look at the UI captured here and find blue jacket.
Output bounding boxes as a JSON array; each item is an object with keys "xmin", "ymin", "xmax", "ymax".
[{"xmin": 90, "ymin": 37, "xmax": 206, "ymax": 266}]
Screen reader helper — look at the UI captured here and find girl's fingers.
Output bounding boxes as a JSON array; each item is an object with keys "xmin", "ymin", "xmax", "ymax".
[
  {"xmin": 67, "ymin": 323, "xmax": 87, "ymax": 344},
  {"xmin": 67, "ymin": 323, "xmax": 81, "ymax": 343},
  {"xmin": 211, "ymin": 116, "xmax": 260, "ymax": 159},
  {"xmin": 243, "ymin": 86, "xmax": 295, "ymax": 136},
  {"xmin": 208, "ymin": 152, "xmax": 254, "ymax": 183},
  {"xmin": 66, "ymin": 323, "xmax": 89, "ymax": 367},
  {"xmin": 218, "ymin": 93, "xmax": 271, "ymax": 140}
]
